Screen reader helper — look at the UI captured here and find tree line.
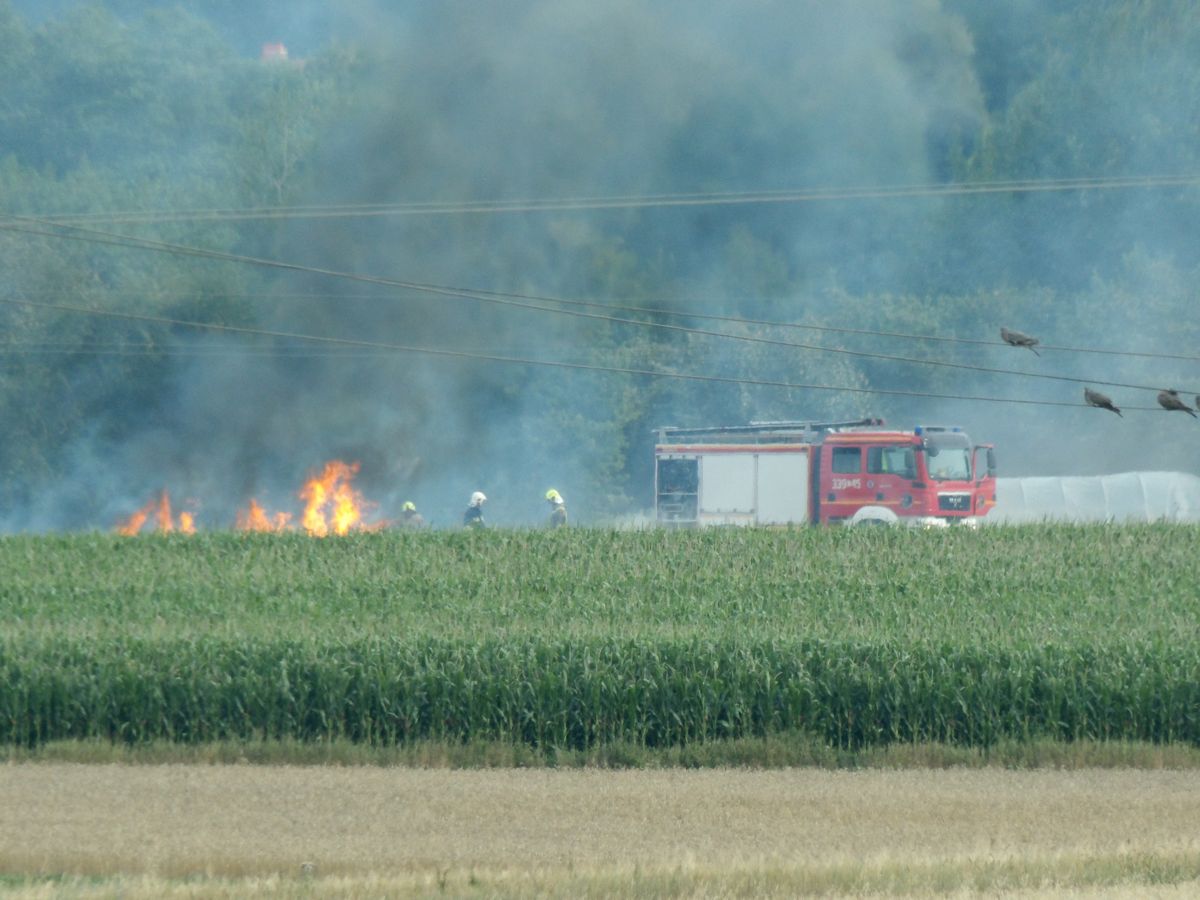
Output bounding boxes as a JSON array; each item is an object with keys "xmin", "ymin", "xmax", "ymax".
[{"xmin": 0, "ymin": 0, "xmax": 1197, "ymax": 528}]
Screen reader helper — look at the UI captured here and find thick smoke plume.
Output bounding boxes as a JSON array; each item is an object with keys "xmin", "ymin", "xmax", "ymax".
[{"xmin": 2, "ymin": 0, "xmax": 1198, "ymax": 530}]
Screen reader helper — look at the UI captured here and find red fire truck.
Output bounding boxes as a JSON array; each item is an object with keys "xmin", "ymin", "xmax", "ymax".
[{"xmin": 655, "ymin": 418, "xmax": 996, "ymax": 527}]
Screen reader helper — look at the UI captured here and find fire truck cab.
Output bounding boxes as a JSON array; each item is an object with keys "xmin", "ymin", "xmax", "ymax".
[{"xmin": 655, "ymin": 418, "xmax": 996, "ymax": 527}]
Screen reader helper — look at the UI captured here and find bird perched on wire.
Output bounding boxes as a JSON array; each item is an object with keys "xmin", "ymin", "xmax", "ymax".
[
  {"xmin": 1000, "ymin": 327, "xmax": 1040, "ymax": 355},
  {"xmin": 1157, "ymin": 389, "xmax": 1197, "ymax": 417},
  {"xmin": 1084, "ymin": 388, "xmax": 1122, "ymax": 417}
]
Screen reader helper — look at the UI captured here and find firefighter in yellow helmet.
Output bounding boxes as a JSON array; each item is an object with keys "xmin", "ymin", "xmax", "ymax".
[
  {"xmin": 545, "ymin": 489, "xmax": 567, "ymax": 528},
  {"xmin": 399, "ymin": 500, "xmax": 426, "ymax": 529}
]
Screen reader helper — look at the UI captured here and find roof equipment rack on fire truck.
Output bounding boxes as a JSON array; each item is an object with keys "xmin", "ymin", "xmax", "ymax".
[{"xmin": 655, "ymin": 417, "xmax": 884, "ymax": 444}]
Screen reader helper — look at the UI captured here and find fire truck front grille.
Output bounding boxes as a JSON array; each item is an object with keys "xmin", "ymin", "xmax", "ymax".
[{"xmin": 937, "ymin": 493, "xmax": 971, "ymax": 512}]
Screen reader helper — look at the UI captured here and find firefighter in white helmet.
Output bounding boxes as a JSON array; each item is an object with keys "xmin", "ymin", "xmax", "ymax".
[
  {"xmin": 545, "ymin": 489, "xmax": 567, "ymax": 528},
  {"xmin": 463, "ymin": 491, "xmax": 487, "ymax": 528}
]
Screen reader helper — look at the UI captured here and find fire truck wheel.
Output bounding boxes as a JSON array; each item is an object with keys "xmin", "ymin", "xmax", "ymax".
[{"xmin": 848, "ymin": 506, "xmax": 899, "ymax": 527}]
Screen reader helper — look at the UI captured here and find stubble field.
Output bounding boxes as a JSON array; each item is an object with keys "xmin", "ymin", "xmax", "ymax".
[{"xmin": 2, "ymin": 765, "xmax": 1199, "ymax": 897}]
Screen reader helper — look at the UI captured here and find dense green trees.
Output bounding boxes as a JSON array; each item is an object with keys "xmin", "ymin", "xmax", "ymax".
[{"xmin": 0, "ymin": 0, "xmax": 1197, "ymax": 528}]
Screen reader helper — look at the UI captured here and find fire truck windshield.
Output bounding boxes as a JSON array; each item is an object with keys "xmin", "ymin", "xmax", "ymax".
[{"xmin": 924, "ymin": 434, "xmax": 972, "ymax": 481}]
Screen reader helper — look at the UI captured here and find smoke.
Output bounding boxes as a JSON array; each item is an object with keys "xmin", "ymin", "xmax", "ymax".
[
  {"xmin": 2, "ymin": 0, "xmax": 1199, "ymax": 531},
  {"xmin": 251, "ymin": 0, "xmax": 989, "ymax": 522}
]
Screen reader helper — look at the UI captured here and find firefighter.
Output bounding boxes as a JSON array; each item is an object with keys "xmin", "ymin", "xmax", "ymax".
[
  {"xmin": 545, "ymin": 489, "xmax": 567, "ymax": 528},
  {"xmin": 463, "ymin": 491, "xmax": 487, "ymax": 528},
  {"xmin": 399, "ymin": 501, "xmax": 426, "ymax": 528}
]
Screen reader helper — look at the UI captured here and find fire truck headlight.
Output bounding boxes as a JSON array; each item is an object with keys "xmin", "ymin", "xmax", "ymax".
[{"xmin": 912, "ymin": 516, "xmax": 948, "ymax": 529}]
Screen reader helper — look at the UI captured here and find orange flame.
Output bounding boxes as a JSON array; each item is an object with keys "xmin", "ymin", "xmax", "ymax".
[
  {"xmin": 116, "ymin": 502, "xmax": 154, "ymax": 536},
  {"xmin": 118, "ymin": 461, "xmax": 384, "ymax": 536},
  {"xmin": 236, "ymin": 498, "xmax": 293, "ymax": 532},
  {"xmin": 299, "ymin": 460, "xmax": 377, "ymax": 536},
  {"xmin": 115, "ymin": 491, "xmax": 196, "ymax": 535},
  {"xmin": 156, "ymin": 491, "xmax": 174, "ymax": 533}
]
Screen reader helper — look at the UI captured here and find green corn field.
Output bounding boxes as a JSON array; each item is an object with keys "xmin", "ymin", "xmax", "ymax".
[{"xmin": 1, "ymin": 525, "xmax": 1197, "ymax": 751}]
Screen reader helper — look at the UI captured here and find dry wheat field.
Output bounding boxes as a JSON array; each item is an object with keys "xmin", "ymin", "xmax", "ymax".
[{"xmin": 2, "ymin": 764, "xmax": 1200, "ymax": 897}]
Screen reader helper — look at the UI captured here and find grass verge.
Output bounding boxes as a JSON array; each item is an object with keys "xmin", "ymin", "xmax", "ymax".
[
  {"xmin": 1, "ymin": 852, "xmax": 1198, "ymax": 898},
  {"xmin": 7, "ymin": 735, "xmax": 1200, "ymax": 769}
]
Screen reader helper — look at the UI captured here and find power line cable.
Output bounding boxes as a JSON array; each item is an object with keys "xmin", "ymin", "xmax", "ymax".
[
  {"xmin": 391, "ymin": 284, "xmax": 1200, "ymax": 365},
  {"xmin": 10, "ymin": 287, "xmax": 1199, "ymax": 363},
  {"xmin": 0, "ymin": 295, "xmax": 1172, "ymax": 412},
  {"xmin": 26, "ymin": 173, "xmax": 1200, "ymax": 225},
  {"xmin": 0, "ymin": 338, "xmax": 544, "ymax": 358},
  {"xmin": 2, "ymin": 215, "xmax": 1196, "ymax": 395},
  {"xmin": 0, "ymin": 345, "xmax": 402, "ymax": 358}
]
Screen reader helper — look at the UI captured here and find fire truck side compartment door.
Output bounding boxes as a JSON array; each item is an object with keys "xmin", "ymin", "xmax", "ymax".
[
  {"xmin": 700, "ymin": 454, "xmax": 756, "ymax": 519},
  {"xmin": 756, "ymin": 452, "xmax": 809, "ymax": 524}
]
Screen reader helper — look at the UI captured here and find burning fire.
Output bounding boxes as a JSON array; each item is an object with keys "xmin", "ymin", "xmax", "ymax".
[
  {"xmin": 235, "ymin": 498, "xmax": 293, "ymax": 533},
  {"xmin": 234, "ymin": 460, "xmax": 385, "ymax": 536},
  {"xmin": 115, "ymin": 490, "xmax": 196, "ymax": 535},
  {"xmin": 116, "ymin": 460, "xmax": 386, "ymax": 536},
  {"xmin": 299, "ymin": 460, "xmax": 376, "ymax": 537}
]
